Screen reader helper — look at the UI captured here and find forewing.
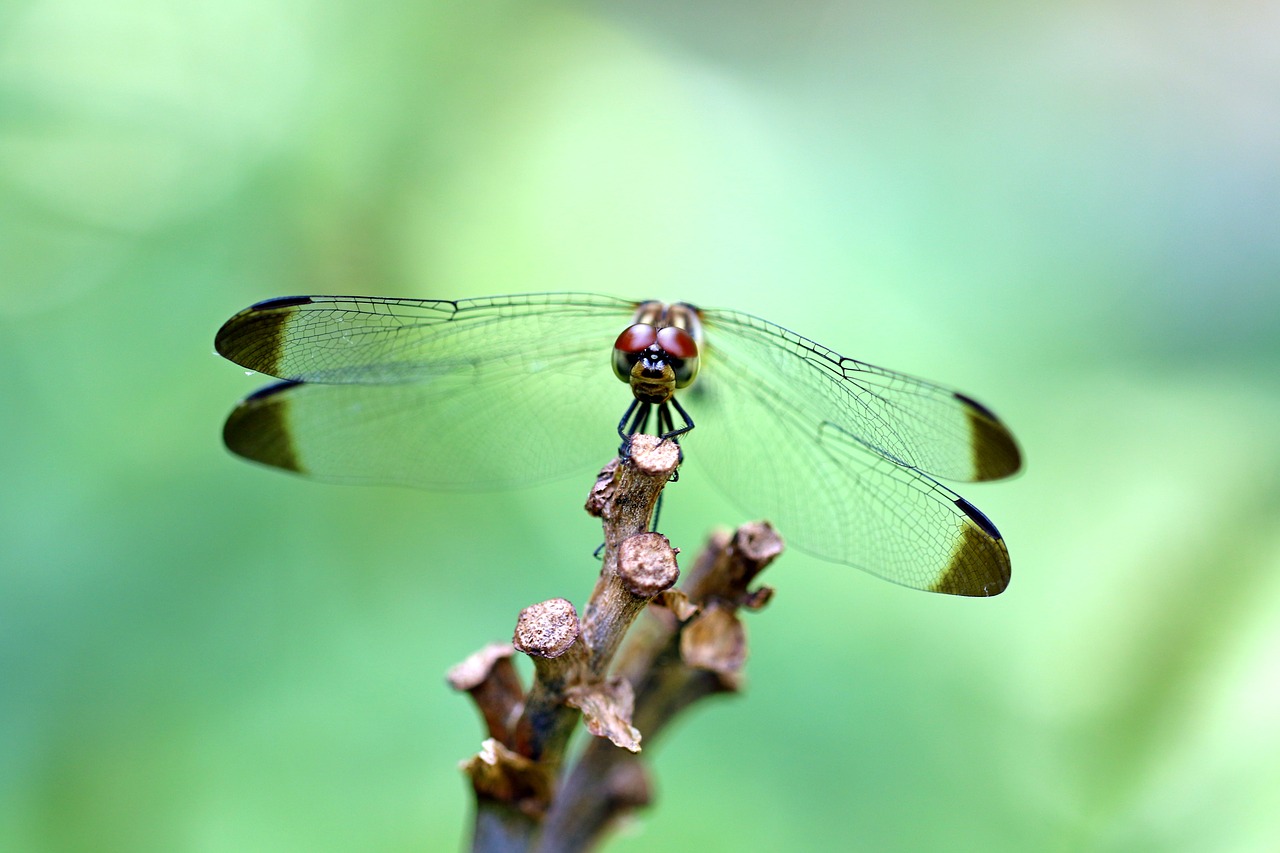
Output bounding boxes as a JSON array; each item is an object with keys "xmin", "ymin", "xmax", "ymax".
[
  {"xmin": 217, "ymin": 293, "xmax": 640, "ymax": 488},
  {"xmin": 216, "ymin": 292, "xmax": 640, "ymax": 383},
  {"xmin": 697, "ymin": 308, "xmax": 1020, "ymax": 483}
]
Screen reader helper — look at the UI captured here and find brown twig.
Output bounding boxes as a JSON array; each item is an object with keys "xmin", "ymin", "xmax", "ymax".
[
  {"xmin": 512, "ymin": 598, "xmax": 589, "ymax": 769},
  {"xmin": 536, "ymin": 523, "xmax": 783, "ymax": 852},
  {"xmin": 447, "ymin": 644, "xmax": 522, "ymax": 745},
  {"xmin": 451, "ymin": 435, "xmax": 783, "ymax": 852}
]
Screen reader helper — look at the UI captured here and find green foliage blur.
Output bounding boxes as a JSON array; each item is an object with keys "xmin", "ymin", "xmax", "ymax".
[{"xmin": 3, "ymin": 1, "xmax": 1278, "ymax": 850}]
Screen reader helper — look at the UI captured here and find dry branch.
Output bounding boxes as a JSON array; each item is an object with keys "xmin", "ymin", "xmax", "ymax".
[{"xmin": 450, "ymin": 434, "xmax": 783, "ymax": 853}]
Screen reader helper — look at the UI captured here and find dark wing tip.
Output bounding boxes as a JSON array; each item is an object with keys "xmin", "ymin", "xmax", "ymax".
[
  {"xmin": 223, "ymin": 380, "xmax": 305, "ymax": 474},
  {"xmin": 953, "ymin": 495, "xmax": 1000, "ymax": 540},
  {"xmin": 928, "ymin": 498, "xmax": 1011, "ymax": 597},
  {"xmin": 250, "ymin": 295, "xmax": 314, "ymax": 311},
  {"xmin": 215, "ymin": 298, "xmax": 312, "ymax": 375},
  {"xmin": 954, "ymin": 392, "xmax": 1022, "ymax": 481}
]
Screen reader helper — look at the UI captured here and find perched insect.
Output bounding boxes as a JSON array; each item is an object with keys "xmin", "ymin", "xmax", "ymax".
[{"xmin": 216, "ymin": 293, "xmax": 1021, "ymax": 596}]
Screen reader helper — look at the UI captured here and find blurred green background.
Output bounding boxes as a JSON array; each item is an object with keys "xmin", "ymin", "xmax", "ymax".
[{"xmin": 3, "ymin": 1, "xmax": 1278, "ymax": 850}]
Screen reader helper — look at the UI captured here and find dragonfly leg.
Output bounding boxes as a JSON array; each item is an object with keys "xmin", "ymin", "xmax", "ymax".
[
  {"xmin": 662, "ymin": 396, "xmax": 695, "ymax": 440},
  {"xmin": 617, "ymin": 400, "xmax": 653, "ymax": 459},
  {"xmin": 654, "ymin": 397, "xmax": 693, "ymax": 470},
  {"xmin": 654, "ymin": 404, "xmax": 681, "ymax": 474},
  {"xmin": 616, "ymin": 399, "xmax": 639, "ymax": 442},
  {"xmin": 635, "ymin": 403, "xmax": 653, "ymax": 436},
  {"xmin": 656, "ymin": 402, "xmax": 673, "ymax": 435}
]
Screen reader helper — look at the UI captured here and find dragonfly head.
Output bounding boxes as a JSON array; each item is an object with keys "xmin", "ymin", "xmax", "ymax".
[{"xmin": 612, "ymin": 322, "xmax": 700, "ymax": 404}]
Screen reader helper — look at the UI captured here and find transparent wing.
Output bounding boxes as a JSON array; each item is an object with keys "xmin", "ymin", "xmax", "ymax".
[
  {"xmin": 216, "ymin": 293, "xmax": 641, "ymax": 488},
  {"xmin": 695, "ymin": 308, "xmax": 1021, "ymax": 482},
  {"xmin": 681, "ymin": 308, "xmax": 1020, "ymax": 595},
  {"xmin": 216, "ymin": 292, "xmax": 640, "ymax": 383}
]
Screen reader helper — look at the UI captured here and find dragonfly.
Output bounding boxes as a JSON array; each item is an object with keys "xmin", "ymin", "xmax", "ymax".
[{"xmin": 215, "ymin": 293, "xmax": 1021, "ymax": 596}]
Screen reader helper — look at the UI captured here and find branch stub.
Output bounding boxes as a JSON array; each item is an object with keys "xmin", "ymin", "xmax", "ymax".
[
  {"xmin": 617, "ymin": 533, "xmax": 680, "ymax": 598},
  {"xmin": 513, "ymin": 598, "xmax": 580, "ymax": 659}
]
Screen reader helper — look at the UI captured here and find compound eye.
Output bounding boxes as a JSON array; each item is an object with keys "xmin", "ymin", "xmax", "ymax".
[
  {"xmin": 657, "ymin": 326, "xmax": 700, "ymax": 388},
  {"xmin": 656, "ymin": 326, "xmax": 697, "ymax": 359},
  {"xmin": 612, "ymin": 324, "xmax": 658, "ymax": 382},
  {"xmin": 614, "ymin": 323, "xmax": 658, "ymax": 354}
]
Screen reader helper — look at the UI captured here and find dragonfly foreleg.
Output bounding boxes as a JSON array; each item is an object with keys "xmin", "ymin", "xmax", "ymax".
[
  {"xmin": 662, "ymin": 396, "xmax": 694, "ymax": 440},
  {"xmin": 617, "ymin": 399, "xmax": 654, "ymax": 459}
]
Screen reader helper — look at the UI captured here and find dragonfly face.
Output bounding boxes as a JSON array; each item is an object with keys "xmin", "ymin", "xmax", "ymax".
[
  {"xmin": 611, "ymin": 323, "xmax": 700, "ymax": 404},
  {"xmin": 215, "ymin": 293, "xmax": 1022, "ymax": 597},
  {"xmin": 611, "ymin": 301, "xmax": 703, "ymax": 405},
  {"xmin": 609, "ymin": 301, "xmax": 703, "ymax": 444}
]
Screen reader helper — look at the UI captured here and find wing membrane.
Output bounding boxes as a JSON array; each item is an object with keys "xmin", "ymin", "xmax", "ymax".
[
  {"xmin": 682, "ymin": 308, "xmax": 1018, "ymax": 594},
  {"xmin": 218, "ymin": 293, "xmax": 641, "ymax": 487},
  {"xmin": 216, "ymin": 293, "xmax": 640, "ymax": 383},
  {"xmin": 698, "ymin": 308, "xmax": 1020, "ymax": 482}
]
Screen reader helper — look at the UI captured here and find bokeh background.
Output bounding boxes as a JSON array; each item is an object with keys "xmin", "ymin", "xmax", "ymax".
[{"xmin": 4, "ymin": 1, "xmax": 1278, "ymax": 850}]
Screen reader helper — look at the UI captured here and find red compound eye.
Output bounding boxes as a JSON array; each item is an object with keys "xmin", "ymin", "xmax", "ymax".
[
  {"xmin": 614, "ymin": 323, "xmax": 658, "ymax": 354},
  {"xmin": 656, "ymin": 326, "xmax": 698, "ymax": 360},
  {"xmin": 613, "ymin": 324, "xmax": 658, "ymax": 383}
]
